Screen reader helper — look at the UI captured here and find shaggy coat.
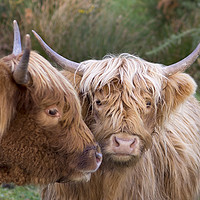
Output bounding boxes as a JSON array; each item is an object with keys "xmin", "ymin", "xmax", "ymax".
[
  {"xmin": 0, "ymin": 49, "xmax": 102, "ymax": 185},
  {"xmin": 42, "ymin": 53, "xmax": 200, "ymax": 200}
]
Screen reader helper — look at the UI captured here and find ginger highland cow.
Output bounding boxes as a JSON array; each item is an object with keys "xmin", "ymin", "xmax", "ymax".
[{"xmin": 0, "ymin": 21, "xmax": 102, "ymax": 186}]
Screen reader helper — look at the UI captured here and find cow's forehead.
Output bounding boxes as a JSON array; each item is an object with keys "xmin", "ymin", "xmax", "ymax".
[
  {"xmin": 92, "ymin": 78, "xmax": 159, "ymax": 97},
  {"xmin": 80, "ymin": 54, "xmax": 164, "ymax": 97}
]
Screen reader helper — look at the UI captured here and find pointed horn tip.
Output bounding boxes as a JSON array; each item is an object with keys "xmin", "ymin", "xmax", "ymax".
[
  {"xmin": 13, "ymin": 20, "xmax": 19, "ymax": 31},
  {"xmin": 12, "ymin": 20, "xmax": 22, "ymax": 56},
  {"xmin": 197, "ymin": 42, "xmax": 200, "ymax": 52},
  {"xmin": 25, "ymin": 34, "xmax": 31, "ymax": 49},
  {"xmin": 32, "ymin": 30, "xmax": 41, "ymax": 41},
  {"xmin": 25, "ymin": 34, "xmax": 30, "ymax": 40},
  {"xmin": 31, "ymin": 30, "xmax": 35, "ymax": 35},
  {"xmin": 13, "ymin": 20, "xmax": 17, "ymax": 25},
  {"xmin": 13, "ymin": 20, "xmax": 19, "ymax": 29}
]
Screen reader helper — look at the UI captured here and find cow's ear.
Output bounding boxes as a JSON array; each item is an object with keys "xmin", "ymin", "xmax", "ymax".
[{"xmin": 163, "ymin": 73, "xmax": 197, "ymax": 111}]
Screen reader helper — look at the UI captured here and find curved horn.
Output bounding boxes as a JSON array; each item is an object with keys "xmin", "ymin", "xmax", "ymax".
[
  {"xmin": 32, "ymin": 30, "xmax": 82, "ymax": 76},
  {"xmin": 164, "ymin": 42, "xmax": 200, "ymax": 76},
  {"xmin": 12, "ymin": 20, "xmax": 22, "ymax": 55},
  {"xmin": 13, "ymin": 34, "xmax": 31, "ymax": 85}
]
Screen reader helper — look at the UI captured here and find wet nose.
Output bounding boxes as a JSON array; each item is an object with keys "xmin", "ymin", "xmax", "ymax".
[
  {"xmin": 92, "ymin": 145, "xmax": 102, "ymax": 172},
  {"xmin": 95, "ymin": 151, "xmax": 102, "ymax": 165},
  {"xmin": 78, "ymin": 144, "xmax": 102, "ymax": 173},
  {"xmin": 111, "ymin": 135, "xmax": 138, "ymax": 154}
]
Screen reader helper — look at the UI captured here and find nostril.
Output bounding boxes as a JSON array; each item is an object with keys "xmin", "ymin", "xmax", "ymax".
[
  {"xmin": 95, "ymin": 152, "xmax": 102, "ymax": 164},
  {"xmin": 130, "ymin": 138, "xmax": 137, "ymax": 148},
  {"xmin": 110, "ymin": 135, "xmax": 140, "ymax": 155},
  {"xmin": 113, "ymin": 136, "xmax": 120, "ymax": 147}
]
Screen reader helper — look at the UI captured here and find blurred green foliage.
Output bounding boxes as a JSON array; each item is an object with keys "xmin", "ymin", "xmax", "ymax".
[
  {"xmin": 0, "ymin": 0, "xmax": 199, "ymax": 87},
  {"xmin": 0, "ymin": 185, "xmax": 40, "ymax": 200}
]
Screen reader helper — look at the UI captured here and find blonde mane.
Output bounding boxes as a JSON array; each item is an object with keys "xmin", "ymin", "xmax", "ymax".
[{"xmin": 79, "ymin": 54, "xmax": 165, "ymax": 105}]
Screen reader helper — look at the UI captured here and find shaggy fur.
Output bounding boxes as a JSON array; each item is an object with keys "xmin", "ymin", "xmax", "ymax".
[
  {"xmin": 0, "ymin": 51, "xmax": 100, "ymax": 185},
  {"xmin": 43, "ymin": 53, "xmax": 200, "ymax": 199}
]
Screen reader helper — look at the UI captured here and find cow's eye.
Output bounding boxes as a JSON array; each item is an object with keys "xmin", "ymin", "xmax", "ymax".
[
  {"xmin": 95, "ymin": 100, "xmax": 102, "ymax": 106},
  {"xmin": 146, "ymin": 101, "xmax": 151, "ymax": 108},
  {"xmin": 47, "ymin": 108, "xmax": 60, "ymax": 117}
]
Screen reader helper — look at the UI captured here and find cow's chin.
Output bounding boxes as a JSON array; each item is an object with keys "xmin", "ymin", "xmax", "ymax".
[
  {"xmin": 56, "ymin": 172, "xmax": 91, "ymax": 183},
  {"xmin": 70, "ymin": 172, "xmax": 91, "ymax": 182},
  {"xmin": 103, "ymin": 153, "xmax": 141, "ymax": 168},
  {"xmin": 112, "ymin": 154, "xmax": 136, "ymax": 162}
]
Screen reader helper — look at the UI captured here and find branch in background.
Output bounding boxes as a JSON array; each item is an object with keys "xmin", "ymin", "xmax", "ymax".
[{"xmin": 146, "ymin": 28, "xmax": 199, "ymax": 56}]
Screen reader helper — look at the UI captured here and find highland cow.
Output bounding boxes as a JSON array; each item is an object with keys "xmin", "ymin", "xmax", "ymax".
[
  {"xmin": 34, "ymin": 31, "xmax": 200, "ymax": 200},
  {"xmin": 0, "ymin": 21, "xmax": 102, "ymax": 186}
]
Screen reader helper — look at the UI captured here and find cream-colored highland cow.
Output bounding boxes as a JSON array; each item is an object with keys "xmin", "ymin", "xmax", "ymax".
[{"xmin": 34, "ymin": 31, "xmax": 200, "ymax": 200}]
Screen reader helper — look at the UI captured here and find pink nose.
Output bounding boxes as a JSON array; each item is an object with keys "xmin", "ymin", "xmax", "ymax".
[{"xmin": 111, "ymin": 135, "xmax": 138, "ymax": 155}]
